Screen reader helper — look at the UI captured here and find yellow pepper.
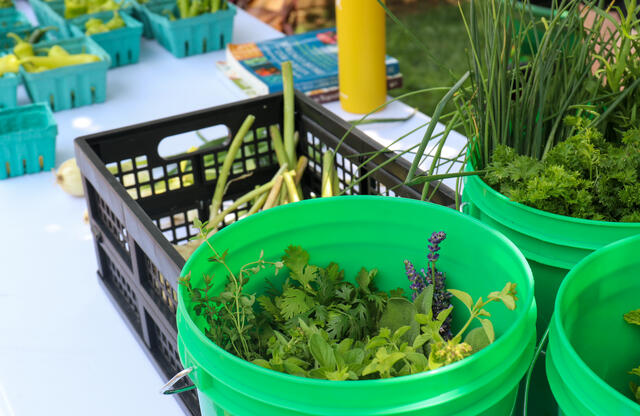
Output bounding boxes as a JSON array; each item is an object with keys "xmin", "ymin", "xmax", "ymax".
[
  {"xmin": 104, "ymin": 11, "xmax": 125, "ymax": 30},
  {"xmin": 21, "ymin": 54, "xmax": 101, "ymax": 72},
  {"xmin": 7, "ymin": 33, "xmax": 33, "ymax": 59},
  {"xmin": 47, "ymin": 45, "xmax": 70, "ymax": 58},
  {"xmin": 0, "ymin": 54, "xmax": 20, "ymax": 76}
]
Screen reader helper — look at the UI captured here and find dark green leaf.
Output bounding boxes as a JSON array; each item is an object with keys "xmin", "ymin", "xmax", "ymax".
[{"xmin": 257, "ymin": 296, "xmax": 280, "ymax": 320}]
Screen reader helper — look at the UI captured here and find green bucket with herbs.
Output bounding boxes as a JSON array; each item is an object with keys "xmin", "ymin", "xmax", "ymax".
[
  {"xmin": 547, "ymin": 233, "xmax": 640, "ymax": 415},
  {"xmin": 176, "ymin": 195, "xmax": 536, "ymax": 416},
  {"xmin": 462, "ymin": 165, "xmax": 640, "ymax": 415}
]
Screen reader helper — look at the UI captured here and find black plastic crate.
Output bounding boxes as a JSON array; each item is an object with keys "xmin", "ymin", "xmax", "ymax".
[{"xmin": 74, "ymin": 91, "xmax": 456, "ymax": 415}]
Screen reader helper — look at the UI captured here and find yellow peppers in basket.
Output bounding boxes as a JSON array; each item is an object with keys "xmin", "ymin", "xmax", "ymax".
[
  {"xmin": 15, "ymin": 43, "xmax": 101, "ymax": 72},
  {"xmin": 85, "ymin": 11, "xmax": 125, "ymax": 35},
  {"xmin": 64, "ymin": 0, "xmax": 122, "ymax": 18},
  {"xmin": 0, "ymin": 54, "xmax": 20, "ymax": 76},
  {"xmin": 21, "ymin": 54, "xmax": 101, "ymax": 71}
]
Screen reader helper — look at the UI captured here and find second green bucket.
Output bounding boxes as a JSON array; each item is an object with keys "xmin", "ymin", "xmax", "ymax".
[
  {"xmin": 177, "ymin": 196, "xmax": 536, "ymax": 415},
  {"xmin": 547, "ymin": 234, "xmax": 640, "ymax": 415}
]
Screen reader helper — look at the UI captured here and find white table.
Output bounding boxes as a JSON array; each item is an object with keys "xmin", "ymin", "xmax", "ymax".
[{"xmin": 0, "ymin": 3, "xmax": 467, "ymax": 415}]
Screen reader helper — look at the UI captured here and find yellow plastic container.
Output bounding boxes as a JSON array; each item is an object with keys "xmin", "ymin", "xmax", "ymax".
[{"xmin": 336, "ymin": 0, "xmax": 387, "ymax": 114}]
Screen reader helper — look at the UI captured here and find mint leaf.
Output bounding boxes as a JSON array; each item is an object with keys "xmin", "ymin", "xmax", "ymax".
[
  {"xmin": 379, "ymin": 297, "xmax": 419, "ymax": 343},
  {"xmin": 448, "ymin": 289, "xmax": 473, "ymax": 311},
  {"xmin": 414, "ymin": 284, "xmax": 434, "ymax": 315},
  {"xmin": 464, "ymin": 327, "xmax": 491, "ymax": 352},
  {"xmin": 309, "ymin": 333, "xmax": 336, "ymax": 369},
  {"xmin": 478, "ymin": 318, "xmax": 495, "ymax": 343}
]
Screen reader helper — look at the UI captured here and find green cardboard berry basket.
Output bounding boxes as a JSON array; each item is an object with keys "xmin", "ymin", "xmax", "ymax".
[
  {"xmin": 0, "ymin": 103, "xmax": 57, "ymax": 179},
  {"xmin": 29, "ymin": 0, "xmax": 70, "ymax": 37},
  {"xmin": 126, "ymin": 0, "xmax": 154, "ymax": 38},
  {"xmin": 0, "ymin": 9, "xmax": 33, "ymax": 39},
  {"xmin": 21, "ymin": 36, "xmax": 111, "ymax": 111},
  {"xmin": 69, "ymin": 11, "xmax": 143, "ymax": 67},
  {"xmin": 144, "ymin": 1, "xmax": 235, "ymax": 58},
  {"xmin": 0, "ymin": 71, "xmax": 19, "ymax": 109}
]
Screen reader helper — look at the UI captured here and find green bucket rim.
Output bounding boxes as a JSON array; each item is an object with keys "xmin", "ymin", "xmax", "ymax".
[
  {"xmin": 178, "ymin": 195, "xmax": 535, "ymax": 386},
  {"xmin": 551, "ymin": 233, "xmax": 640, "ymax": 407}
]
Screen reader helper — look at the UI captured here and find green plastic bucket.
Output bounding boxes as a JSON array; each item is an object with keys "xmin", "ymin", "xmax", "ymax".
[
  {"xmin": 462, "ymin": 168, "xmax": 640, "ymax": 415},
  {"xmin": 547, "ymin": 234, "xmax": 640, "ymax": 415},
  {"xmin": 177, "ymin": 196, "xmax": 536, "ymax": 416},
  {"xmin": 508, "ymin": 0, "xmax": 568, "ymax": 56}
]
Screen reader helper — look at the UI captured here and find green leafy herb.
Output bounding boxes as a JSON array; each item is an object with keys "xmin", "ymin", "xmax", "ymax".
[
  {"xmin": 180, "ymin": 225, "xmax": 518, "ymax": 380},
  {"xmin": 484, "ymin": 121, "xmax": 640, "ymax": 221}
]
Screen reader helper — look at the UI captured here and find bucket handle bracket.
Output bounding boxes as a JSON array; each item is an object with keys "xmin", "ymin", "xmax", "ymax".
[{"xmin": 160, "ymin": 367, "xmax": 196, "ymax": 395}]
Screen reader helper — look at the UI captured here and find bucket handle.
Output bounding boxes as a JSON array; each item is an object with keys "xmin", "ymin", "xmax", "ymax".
[
  {"xmin": 159, "ymin": 367, "xmax": 197, "ymax": 395},
  {"xmin": 458, "ymin": 202, "xmax": 469, "ymax": 214},
  {"xmin": 522, "ymin": 325, "xmax": 550, "ymax": 416}
]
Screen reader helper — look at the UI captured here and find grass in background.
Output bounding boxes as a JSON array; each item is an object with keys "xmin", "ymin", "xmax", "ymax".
[{"xmin": 386, "ymin": 1, "xmax": 469, "ymax": 116}]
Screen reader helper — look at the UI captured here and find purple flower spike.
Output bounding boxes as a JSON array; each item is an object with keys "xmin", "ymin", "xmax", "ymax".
[
  {"xmin": 427, "ymin": 231, "xmax": 446, "ymax": 265},
  {"xmin": 405, "ymin": 259, "xmax": 426, "ymax": 297},
  {"xmin": 429, "ymin": 231, "xmax": 447, "ymax": 244}
]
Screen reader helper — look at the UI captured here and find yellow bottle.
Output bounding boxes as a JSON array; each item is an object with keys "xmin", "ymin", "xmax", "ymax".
[{"xmin": 336, "ymin": 0, "xmax": 387, "ymax": 114}]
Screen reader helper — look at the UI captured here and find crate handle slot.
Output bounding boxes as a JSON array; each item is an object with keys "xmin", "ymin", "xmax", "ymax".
[
  {"xmin": 157, "ymin": 124, "xmax": 230, "ymax": 160},
  {"xmin": 159, "ymin": 367, "xmax": 196, "ymax": 395}
]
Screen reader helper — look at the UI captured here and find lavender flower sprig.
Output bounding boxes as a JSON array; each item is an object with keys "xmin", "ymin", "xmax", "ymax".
[
  {"xmin": 404, "ymin": 259, "xmax": 426, "ymax": 300},
  {"xmin": 404, "ymin": 231, "xmax": 452, "ymax": 340}
]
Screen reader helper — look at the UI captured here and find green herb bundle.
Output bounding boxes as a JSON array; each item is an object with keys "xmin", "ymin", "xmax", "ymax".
[
  {"xmin": 484, "ymin": 118, "xmax": 640, "ymax": 221},
  {"xmin": 180, "ymin": 222, "xmax": 518, "ymax": 380}
]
